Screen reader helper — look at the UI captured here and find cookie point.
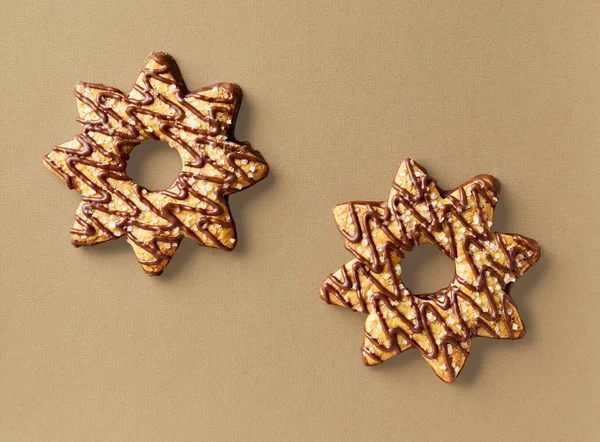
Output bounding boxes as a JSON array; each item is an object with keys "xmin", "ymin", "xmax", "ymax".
[
  {"xmin": 44, "ymin": 154, "xmax": 76, "ymax": 188},
  {"xmin": 476, "ymin": 174, "xmax": 501, "ymax": 195},
  {"xmin": 529, "ymin": 238, "xmax": 542, "ymax": 261},
  {"xmin": 361, "ymin": 347, "xmax": 383, "ymax": 366},
  {"xmin": 332, "ymin": 202, "xmax": 349, "ymax": 213},
  {"xmin": 216, "ymin": 82, "xmax": 243, "ymax": 100},
  {"xmin": 400, "ymin": 158, "xmax": 429, "ymax": 175},
  {"xmin": 140, "ymin": 262, "xmax": 165, "ymax": 276},
  {"xmin": 439, "ymin": 374, "xmax": 455, "ymax": 384},
  {"xmin": 149, "ymin": 51, "xmax": 174, "ymax": 64},
  {"xmin": 225, "ymin": 237, "xmax": 237, "ymax": 251},
  {"xmin": 260, "ymin": 161, "xmax": 270, "ymax": 180},
  {"xmin": 318, "ymin": 280, "xmax": 333, "ymax": 304},
  {"xmin": 491, "ymin": 176, "xmax": 501, "ymax": 194},
  {"xmin": 513, "ymin": 234, "xmax": 542, "ymax": 263},
  {"xmin": 513, "ymin": 327, "xmax": 526, "ymax": 339}
]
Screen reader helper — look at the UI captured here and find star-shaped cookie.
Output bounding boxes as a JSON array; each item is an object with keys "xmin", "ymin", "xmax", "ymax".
[
  {"xmin": 319, "ymin": 159, "xmax": 540, "ymax": 382},
  {"xmin": 44, "ymin": 52, "xmax": 268, "ymax": 275}
]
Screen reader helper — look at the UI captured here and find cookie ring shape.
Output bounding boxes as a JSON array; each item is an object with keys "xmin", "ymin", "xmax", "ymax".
[
  {"xmin": 44, "ymin": 52, "xmax": 269, "ymax": 276},
  {"xmin": 319, "ymin": 159, "xmax": 540, "ymax": 382}
]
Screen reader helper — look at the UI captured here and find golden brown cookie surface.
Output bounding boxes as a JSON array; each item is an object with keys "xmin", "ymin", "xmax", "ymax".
[
  {"xmin": 44, "ymin": 52, "xmax": 268, "ymax": 275},
  {"xmin": 320, "ymin": 159, "xmax": 540, "ymax": 382}
]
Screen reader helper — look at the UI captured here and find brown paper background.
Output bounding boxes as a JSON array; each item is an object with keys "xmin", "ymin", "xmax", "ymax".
[{"xmin": 1, "ymin": 1, "xmax": 599, "ymax": 440}]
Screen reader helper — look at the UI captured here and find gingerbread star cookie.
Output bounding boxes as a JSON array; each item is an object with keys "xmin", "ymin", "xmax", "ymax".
[
  {"xmin": 319, "ymin": 159, "xmax": 540, "ymax": 382},
  {"xmin": 44, "ymin": 52, "xmax": 268, "ymax": 275}
]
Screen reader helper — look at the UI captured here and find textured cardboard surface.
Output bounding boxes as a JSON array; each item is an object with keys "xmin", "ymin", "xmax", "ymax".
[{"xmin": 1, "ymin": 1, "xmax": 598, "ymax": 440}]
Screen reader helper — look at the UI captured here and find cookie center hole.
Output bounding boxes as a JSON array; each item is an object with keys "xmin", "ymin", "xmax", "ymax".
[
  {"xmin": 127, "ymin": 139, "xmax": 182, "ymax": 191},
  {"xmin": 400, "ymin": 243, "xmax": 455, "ymax": 296}
]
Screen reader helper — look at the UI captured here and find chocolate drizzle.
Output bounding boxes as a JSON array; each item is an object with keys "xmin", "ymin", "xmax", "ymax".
[
  {"xmin": 319, "ymin": 159, "xmax": 540, "ymax": 382},
  {"xmin": 43, "ymin": 52, "xmax": 268, "ymax": 275}
]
